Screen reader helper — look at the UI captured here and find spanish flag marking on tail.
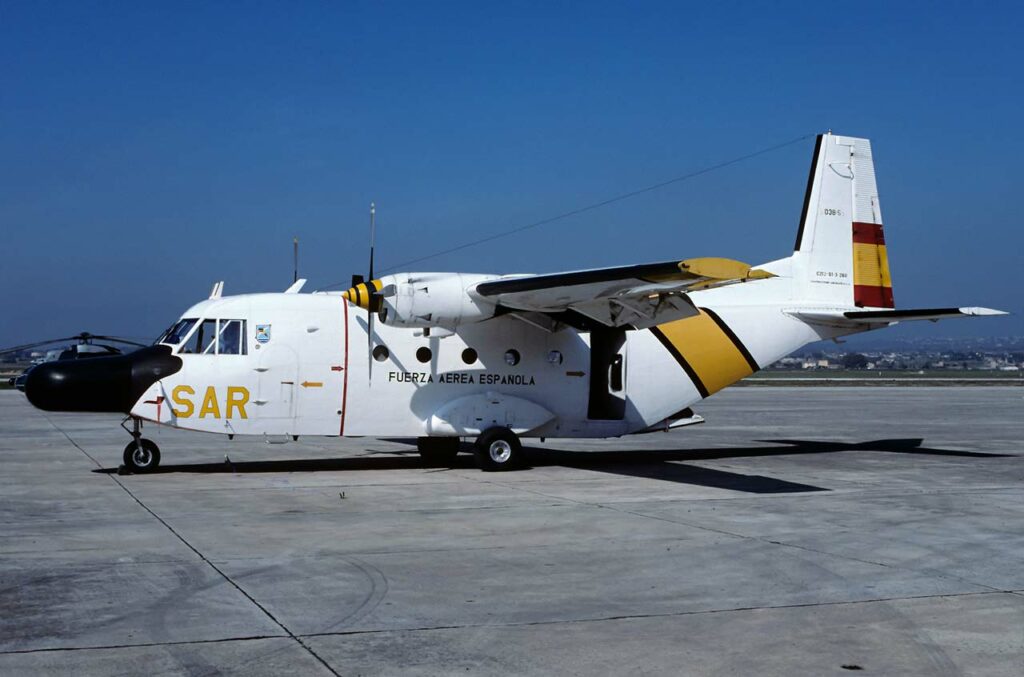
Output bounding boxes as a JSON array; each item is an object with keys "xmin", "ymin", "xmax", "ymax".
[
  {"xmin": 852, "ymin": 222, "xmax": 894, "ymax": 308},
  {"xmin": 650, "ymin": 309, "xmax": 760, "ymax": 399}
]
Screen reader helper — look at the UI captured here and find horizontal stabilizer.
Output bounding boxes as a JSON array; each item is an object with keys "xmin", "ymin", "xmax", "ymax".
[
  {"xmin": 844, "ymin": 307, "xmax": 1007, "ymax": 322},
  {"xmin": 790, "ymin": 306, "xmax": 1007, "ymax": 327}
]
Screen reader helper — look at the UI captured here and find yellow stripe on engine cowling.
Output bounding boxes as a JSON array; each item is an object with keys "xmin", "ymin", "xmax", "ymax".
[
  {"xmin": 853, "ymin": 243, "xmax": 892, "ymax": 288},
  {"xmin": 655, "ymin": 310, "xmax": 755, "ymax": 396},
  {"xmin": 342, "ymin": 279, "xmax": 383, "ymax": 309}
]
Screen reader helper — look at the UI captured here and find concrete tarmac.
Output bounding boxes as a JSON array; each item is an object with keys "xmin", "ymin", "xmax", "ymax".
[{"xmin": 1, "ymin": 387, "xmax": 1022, "ymax": 676}]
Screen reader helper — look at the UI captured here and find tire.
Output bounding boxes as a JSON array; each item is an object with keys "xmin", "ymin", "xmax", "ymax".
[
  {"xmin": 122, "ymin": 438, "xmax": 161, "ymax": 474},
  {"xmin": 417, "ymin": 437, "xmax": 460, "ymax": 466},
  {"xmin": 473, "ymin": 428, "xmax": 523, "ymax": 471}
]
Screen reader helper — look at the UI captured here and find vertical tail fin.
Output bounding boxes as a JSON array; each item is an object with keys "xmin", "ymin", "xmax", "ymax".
[{"xmin": 793, "ymin": 133, "xmax": 894, "ymax": 308}]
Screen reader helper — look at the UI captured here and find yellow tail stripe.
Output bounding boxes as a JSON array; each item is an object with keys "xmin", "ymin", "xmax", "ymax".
[
  {"xmin": 653, "ymin": 310, "xmax": 756, "ymax": 397},
  {"xmin": 853, "ymin": 243, "xmax": 892, "ymax": 288}
]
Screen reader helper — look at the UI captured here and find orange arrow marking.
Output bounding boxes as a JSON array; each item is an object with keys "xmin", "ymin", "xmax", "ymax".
[{"xmin": 300, "ymin": 381, "xmax": 323, "ymax": 388}]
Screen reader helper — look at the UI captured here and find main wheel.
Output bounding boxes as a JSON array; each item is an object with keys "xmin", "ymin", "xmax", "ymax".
[
  {"xmin": 417, "ymin": 437, "xmax": 460, "ymax": 466},
  {"xmin": 122, "ymin": 438, "xmax": 161, "ymax": 474},
  {"xmin": 473, "ymin": 428, "xmax": 523, "ymax": 471}
]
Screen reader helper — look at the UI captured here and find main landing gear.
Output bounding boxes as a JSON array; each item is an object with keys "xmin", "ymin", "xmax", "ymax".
[
  {"xmin": 119, "ymin": 417, "xmax": 161, "ymax": 474},
  {"xmin": 473, "ymin": 427, "xmax": 523, "ymax": 472},
  {"xmin": 417, "ymin": 428, "xmax": 525, "ymax": 471}
]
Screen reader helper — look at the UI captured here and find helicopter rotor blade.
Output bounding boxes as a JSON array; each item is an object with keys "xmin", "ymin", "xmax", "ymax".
[
  {"xmin": 85, "ymin": 335, "xmax": 149, "ymax": 348},
  {"xmin": 0, "ymin": 336, "xmax": 93, "ymax": 356},
  {"xmin": 0, "ymin": 333, "xmax": 149, "ymax": 357}
]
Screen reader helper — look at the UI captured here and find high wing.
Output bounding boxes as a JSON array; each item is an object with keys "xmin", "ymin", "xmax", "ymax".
[{"xmin": 474, "ymin": 257, "xmax": 774, "ymax": 330}]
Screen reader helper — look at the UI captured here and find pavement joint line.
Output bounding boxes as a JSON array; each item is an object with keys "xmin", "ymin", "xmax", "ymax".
[
  {"xmin": 40, "ymin": 413, "xmax": 344, "ymax": 677},
  {"xmin": 192, "ymin": 536, "xmax": 718, "ymax": 562},
  {"xmin": 0, "ymin": 634, "xmax": 288, "ymax": 656},
  {"xmin": 297, "ymin": 589, "xmax": 1013, "ymax": 640}
]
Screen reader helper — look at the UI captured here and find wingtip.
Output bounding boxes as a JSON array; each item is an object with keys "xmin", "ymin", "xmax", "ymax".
[{"xmin": 959, "ymin": 307, "xmax": 1010, "ymax": 317}]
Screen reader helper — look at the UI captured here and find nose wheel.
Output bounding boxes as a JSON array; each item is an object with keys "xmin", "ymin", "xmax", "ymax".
[
  {"xmin": 119, "ymin": 417, "xmax": 161, "ymax": 474},
  {"xmin": 122, "ymin": 439, "xmax": 161, "ymax": 473}
]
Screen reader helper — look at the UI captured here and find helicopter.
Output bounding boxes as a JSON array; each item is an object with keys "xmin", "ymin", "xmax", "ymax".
[{"xmin": 2, "ymin": 333, "xmax": 148, "ymax": 390}]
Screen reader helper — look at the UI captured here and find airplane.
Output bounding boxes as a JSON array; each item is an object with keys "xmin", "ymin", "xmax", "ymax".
[{"xmin": 23, "ymin": 133, "xmax": 1006, "ymax": 473}]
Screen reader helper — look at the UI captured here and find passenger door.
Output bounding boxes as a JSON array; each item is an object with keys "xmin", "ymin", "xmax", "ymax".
[{"xmin": 254, "ymin": 343, "xmax": 298, "ymax": 433}]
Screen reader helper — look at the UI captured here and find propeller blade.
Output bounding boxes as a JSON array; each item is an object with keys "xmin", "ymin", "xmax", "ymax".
[
  {"xmin": 368, "ymin": 303, "xmax": 375, "ymax": 383},
  {"xmin": 368, "ymin": 202, "xmax": 376, "ymax": 281},
  {"xmin": 367, "ymin": 202, "xmax": 376, "ymax": 383}
]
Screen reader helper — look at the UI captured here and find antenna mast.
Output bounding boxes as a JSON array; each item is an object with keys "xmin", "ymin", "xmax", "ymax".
[{"xmin": 293, "ymin": 236, "xmax": 299, "ymax": 283}]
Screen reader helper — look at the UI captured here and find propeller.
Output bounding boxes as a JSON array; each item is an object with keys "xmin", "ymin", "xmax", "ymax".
[
  {"xmin": 342, "ymin": 204, "xmax": 383, "ymax": 383},
  {"xmin": 0, "ymin": 333, "xmax": 148, "ymax": 358},
  {"xmin": 366, "ymin": 202, "xmax": 382, "ymax": 382}
]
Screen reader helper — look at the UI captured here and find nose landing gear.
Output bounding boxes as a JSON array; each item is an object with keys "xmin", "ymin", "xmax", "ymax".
[{"xmin": 119, "ymin": 417, "xmax": 161, "ymax": 474}]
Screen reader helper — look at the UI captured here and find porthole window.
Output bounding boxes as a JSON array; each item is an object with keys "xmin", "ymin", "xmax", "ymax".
[
  {"xmin": 462, "ymin": 348, "xmax": 478, "ymax": 365},
  {"xmin": 372, "ymin": 345, "xmax": 390, "ymax": 362},
  {"xmin": 504, "ymin": 349, "xmax": 520, "ymax": 366},
  {"xmin": 546, "ymin": 350, "xmax": 563, "ymax": 365},
  {"xmin": 416, "ymin": 346, "xmax": 432, "ymax": 363}
]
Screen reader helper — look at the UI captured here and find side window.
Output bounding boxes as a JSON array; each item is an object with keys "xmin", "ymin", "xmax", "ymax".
[
  {"xmin": 180, "ymin": 319, "xmax": 217, "ymax": 354},
  {"xmin": 217, "ymin": 320, "xmax": 247, "ymax": 355}
]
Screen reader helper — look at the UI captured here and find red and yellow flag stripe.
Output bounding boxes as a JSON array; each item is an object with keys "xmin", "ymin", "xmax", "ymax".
[{"xmin": 852, "ymin": 222, "xmax": 894, "ymax": 308}]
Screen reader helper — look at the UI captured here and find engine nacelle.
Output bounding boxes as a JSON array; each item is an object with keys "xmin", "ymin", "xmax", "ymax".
[{"xmin": 377, "ymin": 273, "xmax": 500, "ymax": 329}]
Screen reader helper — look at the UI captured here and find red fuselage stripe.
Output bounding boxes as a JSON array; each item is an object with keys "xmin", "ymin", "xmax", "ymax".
[{"xmin": 340, "ymin": 298, "xmax": 350, "ymax": 435}]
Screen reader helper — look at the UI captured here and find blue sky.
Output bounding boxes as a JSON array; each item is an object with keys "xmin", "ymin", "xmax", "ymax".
[{"xmin": 2, "ymin": 1, "xmax": 1021, "ymax": 347}]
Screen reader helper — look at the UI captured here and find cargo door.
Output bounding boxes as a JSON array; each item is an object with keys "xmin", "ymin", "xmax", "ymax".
[{"xmin": 587, "ymin": 328, "xmax": 626, "ymax": 420}]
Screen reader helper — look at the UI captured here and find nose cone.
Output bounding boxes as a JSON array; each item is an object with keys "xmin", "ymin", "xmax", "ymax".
[
  {"xmin": 25, "ymin": 345, "xmax": 183, "ymax": 413},
  {"xmin": 342, "ymin": 279, "xmax": 382, "ymax": 309}
]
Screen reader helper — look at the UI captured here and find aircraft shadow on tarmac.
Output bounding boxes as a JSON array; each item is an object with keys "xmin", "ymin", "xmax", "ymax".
[{"xmin": 93, "ymin": 438, "xmax": 1008, "ymax": 495}]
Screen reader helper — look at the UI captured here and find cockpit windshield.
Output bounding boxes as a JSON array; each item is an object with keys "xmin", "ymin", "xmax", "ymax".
[
  {"xmin": 182, "ymin": 319, "xmax": 217, "ymax": 354},
  {"xmin": 163, "ymin": 318, "xmax": 248, "ymax": 355},
  {"xmin": 157, "ymin": 318, "xmax": 198, "ymax": 345}
]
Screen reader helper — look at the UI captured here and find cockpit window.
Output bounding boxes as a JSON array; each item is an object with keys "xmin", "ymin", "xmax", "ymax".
[
  {"xmin": 180, "ymin": 319, "xmax": 217, "ymax": 354},
  {"xmin": 217, "ymin": 320, "xmax": 247, "ymax": 355},
  {"xmin": 159, "ymin": 318, "xmax": 198, "ymax": 345}
]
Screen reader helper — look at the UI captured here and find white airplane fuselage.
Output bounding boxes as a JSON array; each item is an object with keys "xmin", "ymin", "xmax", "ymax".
[{"xmin": 130, "ymin": 267, "xmax": 845, "ymax": 440}]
